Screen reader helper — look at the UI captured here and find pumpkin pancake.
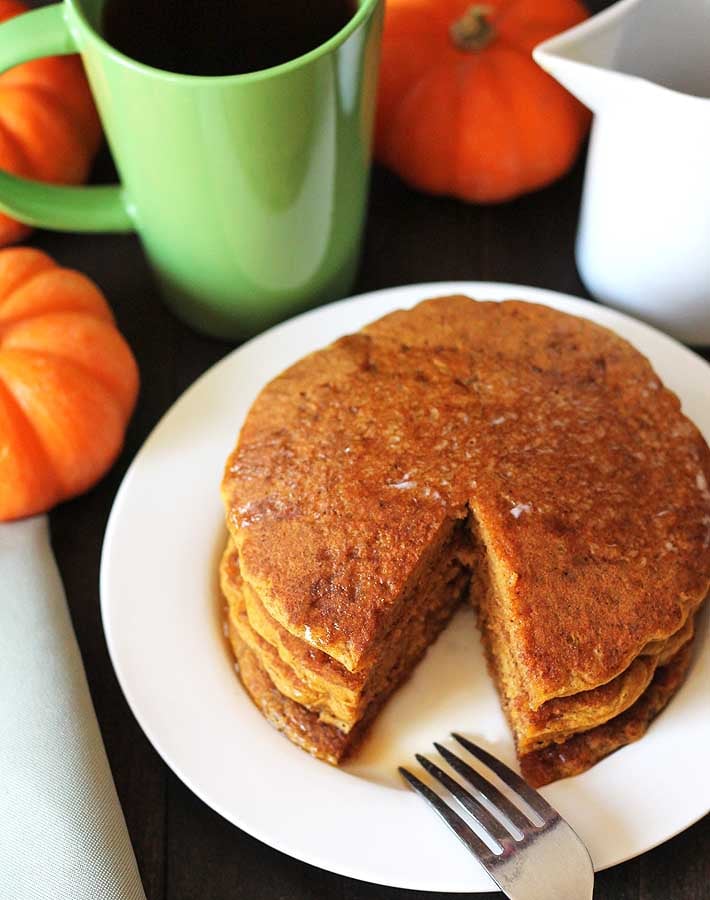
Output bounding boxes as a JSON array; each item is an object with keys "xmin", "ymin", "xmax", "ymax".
[{"xmin": 221, "ymin": 296, "xmax": 710, "ymax": 782}]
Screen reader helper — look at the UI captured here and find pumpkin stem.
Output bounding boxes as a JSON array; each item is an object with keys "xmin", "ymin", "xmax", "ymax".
[{"xmin": 450, "ymin": 5, "xmax": 496, "ymax": 52}]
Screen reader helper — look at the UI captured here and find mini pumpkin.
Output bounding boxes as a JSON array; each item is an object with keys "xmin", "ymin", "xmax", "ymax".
[
  {"xmin": 375, "ymin": 0, "xmax": 591, "ymax": 203},
  {"xmin": 0, "ymin": 248, "xmax": 139, "ymax": 521},
  {"xmin": 0, "ymin": 0, "xmax": 102, "ymax": 245}
]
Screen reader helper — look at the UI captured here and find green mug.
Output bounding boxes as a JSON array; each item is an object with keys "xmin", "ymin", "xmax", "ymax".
[{"xmin": 0, "ymin": 0, "xmax": 383, "ymax": 338}]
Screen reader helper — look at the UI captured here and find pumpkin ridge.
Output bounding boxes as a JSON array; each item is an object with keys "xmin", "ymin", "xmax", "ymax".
[
  {"xmin": 489, "ymin": 47, "xmax": 529, "ymax": 197},
  {"xmin": 452, "ymin": 56, "xmax": 471, "ymax": 197},
  {"xmin": 0, "ymin": 269, "xmax": 114, "ymax": 329},
  {"xmin": 390, "ymin": 62, "xmax": 442, "ymax": 124},
  {"xmin": 0, "ymin": 248, "xmax": 55, "ymax": 305},
  {"xmin": 494, "ymin": 19, "xmax": 556, "ymax": 55},
  {"xmin": 494, "ymin": 0, "xmax": 522, "ymax": 30},
  {"xmin": 7, "ymin": 82, "xmax": 87, "ymax": 153},
  {"xmin": 0, "ymin": 344, "xmax": 136, "ymax": 418},
  {"xmin": 0, "ymin": 57, "xmax": 101, "ymax": 156},
  {"xmin": 385, "ymin": 58, "xmax": 457, "ymax": 182},
  {"xmin": 0, "ymin": 84, "xmax": 88, "ymax": 182},
  {"xmin": 494, "ymin": 0, "xmax": 589, "ymax": 54},
  {"xmin": 0, "ymin": 115, "xmax": 32, "ymax": 177},
  {"xmin": 500, "ymin": 44, "xmax": 575, "ymax": 195},
  {"xmin": 456, "ymin": 51, "xmax": 518, "ymax": 200},
  {"xmin": 0, "ymin": 369, "xmax": 60, "ymax": 507},
  {"xmin": 0, "ymin": 347, "xmax": 127, "ymax": 497}
]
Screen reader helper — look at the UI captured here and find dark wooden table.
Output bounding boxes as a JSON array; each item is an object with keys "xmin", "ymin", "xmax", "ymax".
[{"xmin": 30, "ymin": 0, "xmax": 709, "ymax": 896}]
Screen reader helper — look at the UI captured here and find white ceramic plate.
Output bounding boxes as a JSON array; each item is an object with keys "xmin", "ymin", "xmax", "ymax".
[{"xmin": 101, "ymin": 283, "xmax": 710, "ymax": 893}]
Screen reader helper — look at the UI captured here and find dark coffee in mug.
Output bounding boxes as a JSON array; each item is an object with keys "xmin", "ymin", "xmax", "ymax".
[{"xmin": 101, "ymin": 0, "xmax": 359, "ymax": 76}]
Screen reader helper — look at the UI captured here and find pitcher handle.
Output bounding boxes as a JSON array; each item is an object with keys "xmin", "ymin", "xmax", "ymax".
[{"xmin": 0, "ymin": 4, "xmax": 133, "ymax": 233}]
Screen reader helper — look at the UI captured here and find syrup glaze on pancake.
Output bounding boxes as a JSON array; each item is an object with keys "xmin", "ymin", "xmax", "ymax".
[{"xmin": 223, "ymin": 297, "xmax": 710, "ymax": 711}]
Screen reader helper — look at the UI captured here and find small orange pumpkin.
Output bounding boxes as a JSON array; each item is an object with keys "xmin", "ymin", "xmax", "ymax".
[
  {"xmin": 0, "ymin": 0, "xmax": 102, "ymax": 246},
  {"xmin": 375, "ymin": 0, "xmax": 591, "ymax": 203},
  {"xmin": 0, "ymin": 248, "xmax": 139, "ymax": 521}
]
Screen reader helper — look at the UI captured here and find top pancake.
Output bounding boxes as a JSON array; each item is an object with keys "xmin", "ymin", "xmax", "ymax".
[{"xmin": 222, "ymin": 297, "xmax": 710, "ymax": 708}]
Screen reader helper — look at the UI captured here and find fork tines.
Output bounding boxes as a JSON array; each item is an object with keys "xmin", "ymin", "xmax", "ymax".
[{"xmin": 400, "ymin": 733, "xmax": 594, "ymax": 900}]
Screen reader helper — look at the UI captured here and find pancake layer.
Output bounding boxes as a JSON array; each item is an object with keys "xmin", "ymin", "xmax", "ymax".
[{"xmin": 222, "ymin": 532, "xmax": 468, "ymax": 732}]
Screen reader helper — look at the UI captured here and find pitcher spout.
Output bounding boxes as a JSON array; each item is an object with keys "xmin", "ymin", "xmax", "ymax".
[{"xmin": 533, "ymin": 0, "xmax": 642, "ymax": 113}]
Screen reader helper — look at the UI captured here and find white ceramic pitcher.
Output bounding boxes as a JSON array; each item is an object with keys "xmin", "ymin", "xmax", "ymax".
[{"xmin": 534, "ymin": 0, "xmax": 710, "ymax": 345}]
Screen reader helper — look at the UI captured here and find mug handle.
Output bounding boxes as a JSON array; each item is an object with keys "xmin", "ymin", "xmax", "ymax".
[{"xmin": 0, "ymin": 4, "xmax": 133, "ymax": 232}]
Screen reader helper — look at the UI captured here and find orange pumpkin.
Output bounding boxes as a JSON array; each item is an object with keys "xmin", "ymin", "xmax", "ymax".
[
  {"xmin": 375, "ymin": 0, "xmax": 591, "ymax": 203},
  {"xmin": 0, "ymin": 0, "xmax": 102, "ymax": 245},
  {"xmin": 0, "ymin": 248, "xmax": 139, "ymax": 521}
]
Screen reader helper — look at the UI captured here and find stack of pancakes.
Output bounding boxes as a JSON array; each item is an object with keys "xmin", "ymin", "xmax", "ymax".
[{"xmin": 220, "ymin": 297, "xmax": 710, "ymax": 785}]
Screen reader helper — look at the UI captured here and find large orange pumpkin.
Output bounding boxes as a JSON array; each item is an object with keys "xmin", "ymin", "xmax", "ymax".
[
  {"xmin": 375, "ymin": 0, "xmax": 591, "ymax": 203},
  {"xmin": 0, "ymin": 0, "xmax": 102, "ymax": 245},
  {"xmin": 0, "ymin": 248, "xmax": 139, "ymax": 521}
]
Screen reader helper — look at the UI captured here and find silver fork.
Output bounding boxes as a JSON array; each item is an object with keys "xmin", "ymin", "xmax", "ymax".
[{"xmin": 399, "ymin": 733, "xmax": 594, "ymax": 900}]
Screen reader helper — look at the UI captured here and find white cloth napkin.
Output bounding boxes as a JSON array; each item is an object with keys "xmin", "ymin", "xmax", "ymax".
[{"xmin": 0, "ymin": 515, "xmax": 147, "ymax": 900}]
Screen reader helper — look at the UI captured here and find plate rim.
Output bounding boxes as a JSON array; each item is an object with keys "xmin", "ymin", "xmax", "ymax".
[{"xmin": 100, "ymin": 281, "xmax": 710, "ymax": 892}]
